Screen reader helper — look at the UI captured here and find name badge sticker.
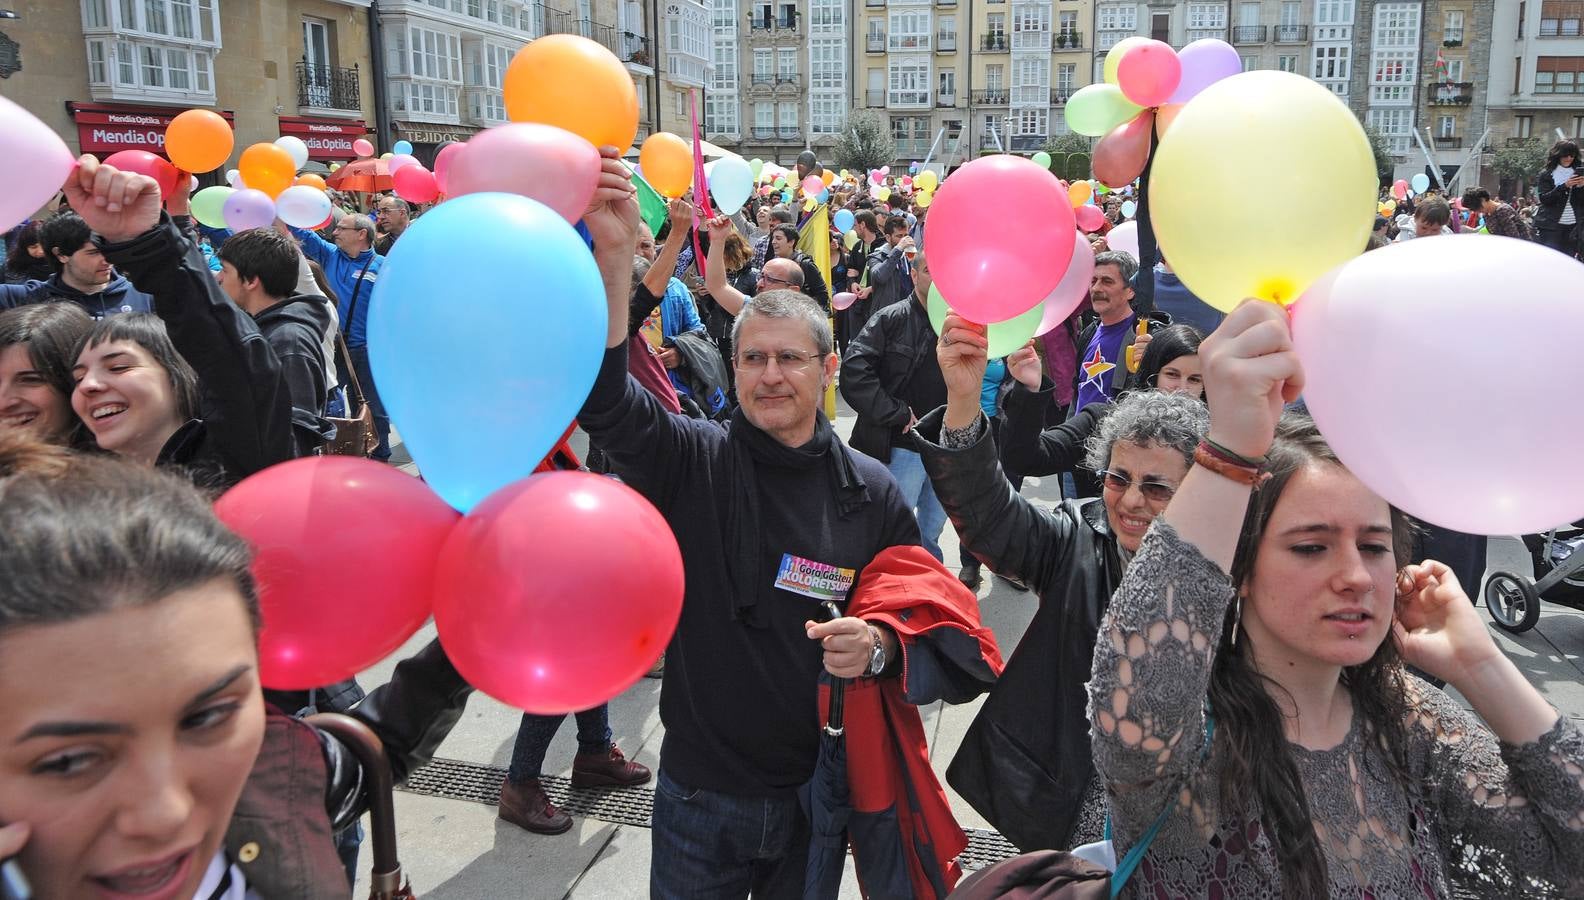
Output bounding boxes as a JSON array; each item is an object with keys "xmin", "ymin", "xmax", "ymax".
[{"xmin": 774, "ymin": 554, "xmax": 857, "ymax": 603}]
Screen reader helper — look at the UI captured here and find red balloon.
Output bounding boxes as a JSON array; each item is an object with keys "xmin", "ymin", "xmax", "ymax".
[
  {"xmin": 104, "ymin": 149, "xmax": 180, "ymax": 199},
  {"xmin": 214, "ymin": 457, "xmax": 460, "ymax": 690},
  {"xmin": 1075, "ymin": 204, "xmax": 1106, "ymax": 233},
  {"xmin": 393, "ymin": 164, "xmax": 440, "ymax": 204},
  {"xmin": 1093, "ymin": 109, "xmax": 1155, "ymax": 189},
  {"xmin": 433, "ymin": 471, "xmax": 683, "ymax": 714}
]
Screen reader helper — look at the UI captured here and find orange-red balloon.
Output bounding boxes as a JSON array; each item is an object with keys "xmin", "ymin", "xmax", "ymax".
[
  {"xmin": 1093, "ymin": 109, "xmax": 1154, "ymax": 189},
  {"xmin": 503, "ymin": 34, "xmax": 638, "ymax": 151},
  {"xmin": 165, "ymin": 109, "xmax": 233, "ymax": 173},
  {"xmin": 239, "ymin": 142, "xmax": 295, "ymax": 198},
  {"xmin": 638, "ymin": 132, "xmax": 693, "ymax": 198},
  {"xmin": 293, "ymin": 173, "xmax": 328, "ymax": 191}
]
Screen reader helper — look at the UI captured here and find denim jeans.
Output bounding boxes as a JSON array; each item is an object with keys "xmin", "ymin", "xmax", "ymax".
[
  {"xmin": 343, "ymin": 344, "xmax": 391, "ymax": 460},
  {"xmin": 650, "ymin": 769, "xmax": 810, "ymax": 900},
  {"xmin": 887, "ymin": 447, "xmax": 946, "ymax": 561},
  {"xmin": 505, "ymin": 707, "xmax": 612, "ymax": 783}
]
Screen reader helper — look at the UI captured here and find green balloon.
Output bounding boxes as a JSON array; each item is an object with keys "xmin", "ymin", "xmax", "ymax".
[
  {"xmin": 1032, "ymin": 151, "xmax": 1052, "ymax": 170},
  {"xmin": 191, "ymin": 186, "xmax": 233, "ymax": 229},
  {"xmin": 773, "ymin": 176, "xmax": 787, "ymax": 188},
  {"xmin": 1064, "ymin": 83, "xmax": 1143, "ymax": 137},
  {"xmin": 928, "ymin": 285, "xmax": 1044, "ymax": 358},
  {"xmin": 750, "ymin": 157, "xmax": 764, "ymax": 179}
]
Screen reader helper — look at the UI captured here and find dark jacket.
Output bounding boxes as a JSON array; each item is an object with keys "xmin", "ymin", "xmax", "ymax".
[
  {"xmin": 1, "ymin": 257, "xmax": 53, "ymax": 285},
  {"xmin": 913, "ymin": 406, "xmax": 1122, "ymax": 852},
  {"xmin": 253, "ymin": 293, "xmax": 337, "ymax": 455},
  {"xmin": 101, "ymin": 216, "xmax": 296, "ymax": 488},
  {"xmin": 1070, "ymin": 307, "xmax": 1170, "ymax": 409},
  {"xmin": 866, "ymin": 241, "xmax": 913, "ymax": 316},
  {"xmin": 1534, "ymin": 165, "xmax": 1584, "ymax": 231},
  {"xmin": 840, "ymin": 294, "xmax": 940, "ymax": 464},
  {"xmin": 791, "ymin": 250, "xmax": 830, "ymax": 309},
  {"xmin": 0, "ymin": 271, "xmax": 154, "ymax": 319},
  {"xmin": 999, "ymin": 378, "xmax": 1111, "ymax": 479}
]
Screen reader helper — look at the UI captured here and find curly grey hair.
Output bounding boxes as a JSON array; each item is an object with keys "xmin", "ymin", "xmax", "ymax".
[
  {"xmin": 1083, "ymin": 389, "xmax": 1210, "ymax": 474},
  {"xmin": 731, "ymin": 288, "xmax": 833, "ymax": 357}
]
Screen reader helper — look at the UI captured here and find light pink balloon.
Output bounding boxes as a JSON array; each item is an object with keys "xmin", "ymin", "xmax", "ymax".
[
  {"xmin": 447, "ymin": 123, "xmax": 601, "ymax": 224},
  {"xmin": 1168, "ymin": 39, "xmax": 1241, "ymax": 104},
  {"xmin": 1, "ymin": 96, "xmax": 78, "ymax": 230},
  {"xmin": 832, "ymin": 291, "xmax": 858, "ymax": 311},
  {"xmin": 1292, "ymin": 235, "xmax": 1584, "ymax": 535},
  {"xmin": 1106, "ymin": 220, "xmax": 1139, "ymax": 260},
  {"xmin": 352, "ymin": 138, "xmax": 374, "ymax": 158},
  {"xmin": 433, "ymin": 142, "xmax": 464, "ymax": 195},
  {"xmin": 1035, "ymin": 232, "xmax": 1095, "ymax": 337},
  {"xmin": 800, "ymin": 175, "xmax": 823, "ymax": 195},
  {"xmin": 388, "ymin": 153, "xmax": 419, "ymax": 174},
  {"xmin": 1116, "ymin": 40, "xmax": 1182, "ymax": 108},
  {"xmin": 926, "ymin": 155, "xmax": 1076, "ymax": 323},
  {"xmin": 1075, "ymin": 205, "xmax": 1106, "ymax": 233}
]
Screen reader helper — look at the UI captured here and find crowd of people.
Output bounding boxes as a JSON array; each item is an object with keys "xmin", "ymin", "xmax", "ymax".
[{"xmin": 0, "ymin": 136, "xmax": 1581, "ymax": 900}]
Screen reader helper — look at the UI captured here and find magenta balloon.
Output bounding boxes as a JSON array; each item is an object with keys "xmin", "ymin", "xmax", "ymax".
[
  {"xmin": 1075, "ymin": 205, "xmax": 1106, "ymax": 233},
  {"xmin": 1117, "ymin": 40, "xmax": 1182, "ymax": 108},
  {"xmin": 1168, "ymin": 39, "xmax": 1242, "ymax": 104},
  {"xmin": 832, "ymin": 291, "xmax": 858, "ymax": 311},
  {"xmin": 221, "ymin": 187, "xmax": 276, "ymax": 231},
  {"xmin": 1292, "ymin": 235, "xmax": 1584, "ymax": 535},
  {"xmin": 1035, "ymin": 232, "xmax": 1095, "ymax": 337},
  {"xmin": 1106, "ymin": 220, "xmax": 1139, "ymax": 260},
  {"xmin": 433, "ymin": 142, "xmax": 464, "ymax": 194},
  {"xmin": 447, "ymin": 123, "xmax": 601, "ymax": 223},
  {"xmin": 0, "ymin": 96, "xmax": 78, "ymax": 232},
  {"xmin": 926, "ymin": 156, "xmax": 1076, "ymax": 323}
]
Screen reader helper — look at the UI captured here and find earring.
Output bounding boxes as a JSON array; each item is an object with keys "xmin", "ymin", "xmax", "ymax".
[{"xmin": 1231, "ymin": 593, "xmax": 1243, "ymax": 648}]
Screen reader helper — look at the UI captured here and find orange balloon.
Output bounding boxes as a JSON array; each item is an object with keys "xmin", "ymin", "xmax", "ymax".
[
  {"xmin": 1068, "ymin": 180, "xmax": 1092, "ymax": 208},
  {"xmin": 239, "ymin": 142, "xmax": 295, "ymax": 198},
  {"xmin": 165, "ymin": 109, "xmax": 233, "ymax": 173},
  {"xmin": 821, "ymin": 170, "xmax": 835, "ymax": 186},
  {"xmin": 503, "ymin": 34, "xmax": 638, "ymax": 151},
  {"xmin": 1155, "ymin": 103, "xmax": 1186, "ymax": 136},
  {"xmin": 294, "ymin": 173, "xmax": 328, "ymax": 191},
  {"xmin": 638, "ymin": 133, "xmax": 693, "ymax": 198}
]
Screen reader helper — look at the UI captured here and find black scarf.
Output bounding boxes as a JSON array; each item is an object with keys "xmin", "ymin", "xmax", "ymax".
[{"xmin": 722, "ymin": 406, "xmax": 870, "ymax": 628}]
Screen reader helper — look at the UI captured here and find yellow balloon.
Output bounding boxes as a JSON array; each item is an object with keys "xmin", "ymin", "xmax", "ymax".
[
  {"xmin": 1104, "ymin": 37, "xmax": 1151, "ymax": 85},
  {"xmin": 915, "ymin": 190, "xmax": 933, "ymax": 208},
  {"xmin": 877, "ymin": 186, "xmax": 891, "ymax": 201},
  {"xmin": 803, "ymin": 197, "xmax": 817, "ymax": 212},
  {"xmin": 1150, "ymin": 71, "xmax": 1376, "ymax": 312},
  {"xmin": 914, "ymin": 169, "xmax": 939, "ymax": 193},
  {"xmin": 843, "ymin": 229, "xmax": 859, "ymax": 250}
]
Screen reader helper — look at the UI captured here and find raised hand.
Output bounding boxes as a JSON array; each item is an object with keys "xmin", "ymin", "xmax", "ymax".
[
  {"xmin": 939, "ymin": 314, "xmax": 990, "ymax": 430},
  {"xmin": 1392, "ymin": 561, "xmax": 1501, "ymax": 687},
  {"xmin": 1007, "ymin": 340, "xmax": 1043, "ymax": 390},
  {"xmin": 1197, "ymin": 299, "xmax": 1304, "ymax": 461},
  {"xmin": 704, "ymin": 214, "xmax": 734, "ymax": 242},
  {"xmin": 61, "ymin": 154, "xmax": 163, "ymax": 243},
  {"xmin": 582, "ymin": 146, "xmax": 639, "ymax": 254}
]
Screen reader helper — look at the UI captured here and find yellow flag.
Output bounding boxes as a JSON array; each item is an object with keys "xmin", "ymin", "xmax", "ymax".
[{"xmin": 796, "ymin": 204, "xmax": 833, "ymax": 300}]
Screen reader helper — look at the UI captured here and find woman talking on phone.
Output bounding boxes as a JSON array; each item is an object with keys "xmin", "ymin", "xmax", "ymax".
[{"xmin": 1534, "ymin": 139, "xmax": 1584, "ymax": 257}]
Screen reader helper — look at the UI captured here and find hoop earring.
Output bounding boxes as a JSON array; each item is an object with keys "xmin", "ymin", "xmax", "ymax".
[{"xmin": 1231, "ymin": 593, "xmax": 1243, "ymax": 648}]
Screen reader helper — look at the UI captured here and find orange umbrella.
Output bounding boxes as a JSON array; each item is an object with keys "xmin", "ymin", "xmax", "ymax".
[{"xmin": 325, "ymin": 158, "xmax": 393, "ymax": 193}]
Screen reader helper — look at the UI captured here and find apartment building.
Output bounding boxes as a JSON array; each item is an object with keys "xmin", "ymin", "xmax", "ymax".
[{"xmin": 1485, "ymin": 0, "xmax": 1584, "ymax": 189}]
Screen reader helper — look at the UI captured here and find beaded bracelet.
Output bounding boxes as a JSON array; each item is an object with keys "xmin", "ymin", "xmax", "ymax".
[
  {"xmin": 1193, "ymin": 442, "xmax": 1271, "ymax": 487},
  {"xmin": 1201, "ymin": 437, "xmax": 1268, "ymax": 469}
]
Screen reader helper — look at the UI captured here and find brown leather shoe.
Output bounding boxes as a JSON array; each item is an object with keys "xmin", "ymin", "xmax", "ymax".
[
  {"xmin": 571, "ymin": 745, "xmax": 653, "ymax": 788},
  {"xmin": 498, "ymin": 777, "xmax": 572, "ymax": 835}
]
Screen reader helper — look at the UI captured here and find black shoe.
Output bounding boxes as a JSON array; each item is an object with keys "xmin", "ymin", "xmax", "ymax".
[
  {"xmin": 958, "ymin": 560, "xmax": 983, "ymax": 590},
  {"xmin": 995, "ymin": 573, "xmax": 1030, "ymax": 593}
]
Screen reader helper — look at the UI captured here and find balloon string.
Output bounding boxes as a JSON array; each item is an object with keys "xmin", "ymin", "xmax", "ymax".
[
  {"xmin": 688, "ymin": 88, "xmax": 713, "ymax": 282},
  {"xmin": 1132, "ymin": 113, "xmax": 1162, "ymax": 319}
]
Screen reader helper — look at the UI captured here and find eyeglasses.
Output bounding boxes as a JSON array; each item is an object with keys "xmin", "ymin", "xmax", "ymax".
[
  {"xmin": 333, "ymin": 225, "xmax": 357, "ymax": 231},
  {"xmin": 1098, "ymin": 470, "xmax": 1178, "ymax": 503},
  {"xmin": 736, "ymin": 349, "xmax": 822, "ymax": 373},
  {"xmin": 760, "ymin": 274, "xmax": 800, "ymax": 288}
]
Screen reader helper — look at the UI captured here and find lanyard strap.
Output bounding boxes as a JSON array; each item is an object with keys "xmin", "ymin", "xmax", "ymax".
[{"xmin": 1107, "ymin": 709, "xmax": 1216, "ymax": 897}]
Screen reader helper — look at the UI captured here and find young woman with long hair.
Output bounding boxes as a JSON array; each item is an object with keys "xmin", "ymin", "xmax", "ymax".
[
  {"xmin": 1534, "ymin": 139, "xmax": 1584, "ymax": 257},
  {"xmin": 1089, "ymin": 300, "xmax": 1584, "ymax": 897},
  {"xmin": 0, "ymin": 303, "xmax": 94, "ymax": 448}
]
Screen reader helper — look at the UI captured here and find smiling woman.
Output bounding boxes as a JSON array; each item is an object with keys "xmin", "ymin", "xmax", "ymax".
[{"xmin": 0, "ymin": 304, "xmax": 94, "ymax": 449}]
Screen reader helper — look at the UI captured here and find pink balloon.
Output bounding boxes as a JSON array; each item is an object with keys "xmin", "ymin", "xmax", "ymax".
[
  {"xmin": 801, "ymin": 174, "xmax": 824, "ymax": 195},
  {"xmin": 1292, "ymin": 235, "xmax": 1584, "ymax": 535},
  {"xmin": 1106, "ymin": 220, "xmax": 1139, "ymax": 260},
  {"xmin": 104, "ymin": 149, "xmax": 180, "ymax": 199},
  {"xmin": 0, "ymin": 96, "xmax": 78, "ymax": 230},
  {"xmin": 1093, "ymin": 110, "xmax": 1156, "ymax": 189},
  {"xmin": 393, "ymin": 164, "xmax": 439, "ymax": 204},
  {"xmin": 926, "ymin": 156, "xmax": 1076, "ymax": 323},
  {"xmin": 433, "ymin": 141, "xmax": 464, "ymax": 195},
  {"xmin": 881, "ymin": 166, "xmax": 890, "ymax": 175},
  {"xmin": 832, "ymin": 291, "xmax": 858, "ymax": 311},
  {"xmin": 1391, "ymin": 179, "xmax": 1408, "ymax": 200},
  {"xmin": 352, "ymin": 138, "xmax": 374, "ymax": 158},
  {"xmin": 1116, "ymin": 40, "xmax": 1182, "ymax": 108},
  {"xmin": 1168, "ymin": 39, "xmax": 1242, "ymax": 104},
  {"xmin": 447, "ymin": 123, "xmax": 601, "ymax": 224},
  {"xmin": 1075, "ymin": 204, "xmax": 1106, "ymax": 233},
  {"xmin": 1035, "ymin": 232, "xmax": 1095, "ymax": 337},
  {"xmin": 388, "ymin": 152, "xmax": 419, "ymax": 174}
]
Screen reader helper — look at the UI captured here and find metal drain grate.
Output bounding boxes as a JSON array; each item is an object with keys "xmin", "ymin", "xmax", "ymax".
[{"xmin": 401, "ymin": 757, "xmax": 1020, "ymax": 869}]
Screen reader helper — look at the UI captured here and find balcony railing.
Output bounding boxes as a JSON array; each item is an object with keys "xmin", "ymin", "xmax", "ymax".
[
  {"xmin": 749, "ymin": 15, "xmax": 798, "ymax": 30},
  {"xmin": 1434, "ymin": 135, "xmax": 1463, "ymax": 147},
  {"xmin": 297, "ymin": 62, "xmax": 360, "ymax": 111},
  {"xmin": 1429, "ymin": 81, "xmax": 1474, "ymax": 105},
  {"xmin": 621, "ymin": 31, "xmax": 651, "ymax": 66},
  {"xmin": 981, "ymin": 34, "xmax": 1008, "ymax": 51},
  {"xmin": 896, "ymin": 138, "xmax": 929, "ymax": 156},
  {"xmin": 937, "ymin": 0, "xmax": 956, "ymax": 6},
  {"xmin": 777, "ymin": 72, "xmax": 799, "ymax": 84},
  {"xmin": 889, "ymin": 91, "xmax": 931, "ymax": 107},
  {"xmin": 938, "ymin": 31, "xmax": 957, "ymax": 50},
  {"xmin": 1539, "ymin": 20, "xmax": 1583, "ymax": 37},
  {"xmin": 751, "ymin": 73, "xmax": 774, "ymax": 85},
  {"xmin": 752, "ymin": 126, "xmax": 775, "ymax": 139},
  {"xmin": 866, "ymin": 0, "xmax": 884, "ymax": 6},
  {"xmin": 1442, "ymin": 27, "xmax": 1463, "ymax": 45},
  {"xmin": 778, "ymin": 127, "xmax": 800, "ymax": 139},
  {"xmin": 1275, "ymin": 24, "xmax": 1307, "ymax": 42},
  {"xmin": 866, "ymin": 88, "xmax": 884, "ymax": 105},
  {"xmin": 867, "ymin": 34, "xmax": 886, "ymax": 52},
  {"xmin": 937, "ymin": 91, "xmax": 956, "ymax": 106},
  {"xmin": 980, "ymin": 133, "xmax": 1003, "ymax": 149},
  {"xmin": 972, "ymin": 88, "xmax": 1009, "ymax": 104},
  {"xmin": 1232, "ymin": 25, "xmax": 1267, "ymax": 43},
  {"xmin": 1053, "ymin": 30, "xmax": 1082, "ymax": 49},
  {"xmin": 1051, "ymin": 88, "xmax": 1070, "ymax": 104},
  {"xmin": 890, "ymin": 33, "xmax": 931, "ymax": 50}
]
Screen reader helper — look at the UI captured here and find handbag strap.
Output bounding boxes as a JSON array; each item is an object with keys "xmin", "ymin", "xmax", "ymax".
[
  {"xmin": 342, "ymin": 254, "xmax": 377, "ymax": 339},
  {"xmin": 1107, "ymin": 709, "xmax": 1216, "ymax": 897},
  {"xmin": 333, "ymin": 327, "xmax": 368, "ymax": 409}
]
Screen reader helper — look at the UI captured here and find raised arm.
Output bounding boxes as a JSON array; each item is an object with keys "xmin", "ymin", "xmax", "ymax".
[
  {"xmin": 703, "ymin": 214, "xmax": 747, "ymax": 315},
  {"xmin": 289, "ymin": 223, "xmax": 337, "ymax": 267},
  {"xmin": 997, "ymin": 341, "xmax": 1107, "ymax": 477},
  {"xmin": 644, "ymin": 198, "xmax": 694, "ymax": 297}
]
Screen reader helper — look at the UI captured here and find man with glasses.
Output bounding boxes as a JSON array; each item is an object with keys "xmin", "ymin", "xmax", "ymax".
[
  {"xmin": 373, "ymin": 197, "xmax": 411, "ymax": 255},
  {"xmin": 767, "ymin": 223, "xmax": 829, "ymax": 311},
  {"xmin": 290, "ymin": 213, "xmax": 390, "ymax": 459},
  {"xmin": 578, "ymin": 147, "xmax": 921, "ymax": 899},
  {"xmin": 840, "ymin": 250, "xmax": 951, "ymax": 562}
]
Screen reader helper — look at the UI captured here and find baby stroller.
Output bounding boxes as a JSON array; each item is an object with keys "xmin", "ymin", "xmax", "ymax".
[{"xmin": 1483, "ymin": 521, "xmax": 1584, "ymax": 633}]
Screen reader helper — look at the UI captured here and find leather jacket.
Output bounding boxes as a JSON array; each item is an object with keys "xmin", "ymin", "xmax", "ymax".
[
  {"xmin": 912, "ymin": 406, "xmax": 1122, "ymax": 852},
  {"xmin": 840, "ymin": 294, "xmax": 937, "ymax": 463}
]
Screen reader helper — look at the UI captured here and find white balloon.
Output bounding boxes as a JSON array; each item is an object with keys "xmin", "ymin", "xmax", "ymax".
[
  {"xmin": 274, "ymin": 184, "xmax": 332, "ymax": 229},
  {"xmin": 226, "ymin": 168, "xmax": 243, "ymax": 188},
  {"xmin": 1106, "ymin": 220, "xmax": 1139, "ymax": 260},
  {"xmin": 274, "ymin": 135, "xmax": 310, "ymax": 171}
]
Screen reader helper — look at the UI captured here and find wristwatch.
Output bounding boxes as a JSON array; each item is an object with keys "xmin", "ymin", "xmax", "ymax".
[{"xmin": 865, "ymin": 625, "xmax": 887, "ymax": 677}]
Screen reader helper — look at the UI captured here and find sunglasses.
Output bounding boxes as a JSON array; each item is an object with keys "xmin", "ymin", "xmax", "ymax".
[{"xmin": 1098, "ymin": 470, "xmax": 1177, "ymax": 503}]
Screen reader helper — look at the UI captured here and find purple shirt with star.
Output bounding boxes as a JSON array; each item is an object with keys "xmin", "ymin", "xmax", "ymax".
[{"xmin": 1075, "ymin": 314, "xmax": 1137, "ymax": 412}]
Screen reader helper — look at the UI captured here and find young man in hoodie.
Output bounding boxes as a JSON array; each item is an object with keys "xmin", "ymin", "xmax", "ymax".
[
  {"xmin": 0, "ymin": 210, "xmax": 154, "ymax": 319},
  {"xmin": 216, "ymin": 228, "xmax": 337, "ymax": 456}
]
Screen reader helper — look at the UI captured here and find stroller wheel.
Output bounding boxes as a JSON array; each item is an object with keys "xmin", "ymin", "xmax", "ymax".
[{"xmin": 1484, "ymin": 571, "xmax": 1541, "ymax": 633}]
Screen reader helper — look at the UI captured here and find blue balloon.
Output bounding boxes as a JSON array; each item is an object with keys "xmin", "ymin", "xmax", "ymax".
[
  {"xmin": 781, "ymin": 190, "xmax": 793, "ymax": 203},
  {"xmin": 367, "ymin": 193, "xmax": 607, "ymax": 512},
  {"xmin": 1410, "ymin": 173, "xmax": 1431, "ymax": 194},
  {"xmin": 833, "ymin": 209, "xmax": 855, "ymax": 233},
  {"xmin": 817, "ymin": 188, "xmax": 830, "ymax": 203},
  {"xmin": 393, "ymin": 139, "xmax": 414, "ymax": 156}
]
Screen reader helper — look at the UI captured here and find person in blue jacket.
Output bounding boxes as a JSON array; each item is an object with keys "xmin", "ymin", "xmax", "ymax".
[
  {"xmin": 290, "ymin": 214, "xmax": 390, "ymax": 460},
  {"xmin": 0, "ymin": 210, "xmax": 154, "ymax": 320}
]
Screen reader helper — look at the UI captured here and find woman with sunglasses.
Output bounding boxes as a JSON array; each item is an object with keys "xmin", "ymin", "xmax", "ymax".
[{"xmin": 909, "ymin": 315, "xmax": 1209, "ymax": 853}]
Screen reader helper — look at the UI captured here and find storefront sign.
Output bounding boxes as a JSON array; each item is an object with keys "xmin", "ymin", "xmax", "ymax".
[
  {"xmin": 393, "ymin": 122, "xmax": 479, "ymax": 145},
  {"xmin": 277, "ymin": 117, "xmax": 371, "ymax": 160},
  {"xmin": 69, "ymin": 102, "xmax": 236, "ymax": 155}
]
